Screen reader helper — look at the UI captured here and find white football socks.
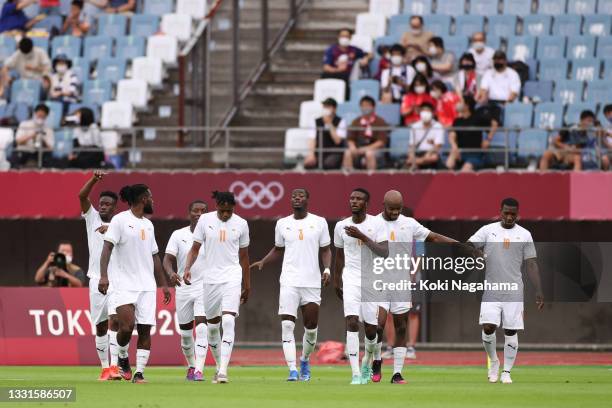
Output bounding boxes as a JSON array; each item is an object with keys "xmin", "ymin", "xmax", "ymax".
[
  {"xmin": 393, "ymin": 347, "xmax": 407, "ymax": 375},
  {"xmin": 207, "ymin": 323, "xmax": 221, "ymax": 371},
  {"xmin": 504, "ymin": 334, "xmax": 518, "ymax": 372},
  {"xmin": 179, "ymin": 328, "xmax": 195, "ymax": 368},
  {"xmin": 301, "ymin": 328, "xmax": 318, "ymax": 362},
  {"xmin": 136, "ymin": 349, "xmax": 150, "ymax": 374},
  {"xmin": 95, "ymin": 335, "xmax": 109, "ymax": 369},
  {"xmin": 346, "ymin": 331, "xmax": 360, "ymax": 376},
  {"xmin": 194, "ymin": 323, "xmax": 208, "ymax": 373},
  {"xmin": 219, "ymin": 315, "xmax": 235, "ymax": 375},
  {"xmin": 482, "ymin": 331, "xmax": 498, "ymax": 362},
  {"xmin": 281, "ymin": 320, "xmax": 297, "ymax": 371},
  {"xmin": 108, "ymin": 330, "xmax": 119, "ymax": 366},
  {"xmin": 374, "ymin": 341, "xmax": 383, "ymax": 361},
  {"xmin": 363, "ymin": 335, "xmax": 377, "ymax": 368}
]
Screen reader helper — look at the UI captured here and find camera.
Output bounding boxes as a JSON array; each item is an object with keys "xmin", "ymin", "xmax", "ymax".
[{"xmin": 52, "ymin": 253, "xmax": 67, "ymax": 272}]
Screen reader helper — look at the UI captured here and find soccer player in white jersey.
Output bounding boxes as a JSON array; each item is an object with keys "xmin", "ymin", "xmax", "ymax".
[
  {"xmin": 78, "ymin": 171, "xmax": 121, "ymax": 381},
  {"xmin": 99, "ymin": 184, "xmax": 171, "ymax": 384},
  {"xmin": 163, "ymin": 200, "xmax": 208, "ymax": 381},
  {"xmin": 251, "ymin": 188, "xmax": 331, "ymax": 382},
  {"xmin": 333, "ymin": 188, "xmax": 388, "ymax": 385},
  {"xmin": 184, "ymin": 191, "xmax": 250, "ymax": 384},
  {"xmin": 372, "ymin": 190, "xmax": 458, "ymax": 384},
  {"xmin": 468, "ymin": 197, "xmax": 544, "ymax": 384}
]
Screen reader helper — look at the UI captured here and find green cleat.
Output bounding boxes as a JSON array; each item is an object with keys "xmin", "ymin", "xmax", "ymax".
[
  {"xmin": 360, "ymin": 366, "xmax": 371, "ymax": 384},
  {"xmin": 350, "ymin": 375, "xmax": 362, "ymax": 385}
]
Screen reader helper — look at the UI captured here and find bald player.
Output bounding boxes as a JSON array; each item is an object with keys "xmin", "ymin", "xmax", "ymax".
[{"xmin": 372, "ymin": 190, "xmax": 458, "ymax": 384}]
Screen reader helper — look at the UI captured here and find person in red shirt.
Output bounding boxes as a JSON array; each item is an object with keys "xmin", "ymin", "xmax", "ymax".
[
  {"xmin": 431, "ymin": 80, "xmax": 460, "ymax": 128},
  {"xmin": 401, "ymin": 74, "xmax": 436, "ymax": 125}
]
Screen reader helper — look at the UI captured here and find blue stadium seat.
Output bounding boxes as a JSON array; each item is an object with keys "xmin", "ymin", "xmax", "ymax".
[
  {"xmin": 97, "ymin": 14, "xmax": 128, "ymax": 37},
  {"xmin": 504, "ymin": 103, "xmax": 534, "ymax": 128},
  {"xmin": 536, "ymin": 36, "xmax": 567, "ymax": 59},
  {"xmin": 506, "ymin": 36, "xmax": 536, "ymax": 60},
  {"xmin": 403, "ymin": 0, "xmax": 433, "ymax": 14},
  {"xmin": 565, "ymin": 103, "xmax": 597, "ymax": 125},
  {"xmin": 486, "ymin": 130, "xmax": 518, "ymax": 167},
  {"xmin": 585, "ymin": 80, "xmax": 612, "ymax": 104},
  {"xmin": 596, "ymin": 36, "xmax": 612, "ymax": 58},
  {"xmin": 374, "ymin": 34, "xmax": 401, "ymax": 51},
  {"xmin": 554, "ymin": 80, "xmax": 584, "ymax": 104},
  {"xmin": 454, "ymin": 15, "xmax": 484, "ymax": 37},
  {"xmin": 571, "ymin": 59, "xmax": 601, "ymax": 82},
  {"xmin": 44, "ymin": 101, "xmax": 63, "ymax": 129},
  {"xmin": 10, "ymin": 79, "xmax": 41, "ymax": 106},
  {"xmin": 115, "ymin": 36, "xmax": 146, "ymax": 59},
  {"xmin": 537, "ymin": 0, "xmax": 567, "ymax": 15},
  {"xmin": 522, "ymin": 15, "xmax": 552, "ymax": 36},
  {"xmin": 84, "ymin": 36, "xmax": 113, "ymax": 61},
  {"xmin": 487, "ymin": 15, "xmax": 517, "ymax": 38},
  {"xmin": 388, "ymin": 15, "xmax": 411, "ymax": 37},
  {"xmin": 436, "ymin": 0, "xmax": 466, "ymax": 15},
  {"xmin": 486, "ymin": 34, "xmax": 502, "ymax": 50},
  {"xmin": 442, "ymin": 36, "xmax": 468, "ymax": 58},
  {"xmin": 526, "ymin": 58, "xmax": 538, "ymax": 80},
  {"xmin": 71, "ymin": 57, "xmax": 91, "ymax": 82},
  {"xmin": 423, "ymin": 15, "xmax": 451, "ymax": 36},
  {"xmin": 52, "ymin": 129, "xmax": 73, "ymax": 159},
  {"xmin": 517, "ymin": 129, "xmax": 549, "ymax": 160},
  {"xmin": 0, "ymin": 36, "xmax": 16, "ymax": 62},
  {"xmin": 31, "ymin": 37, "xmax": 49, "ymax": 53},
  {"xmin": 59, "ymin": 0, "xmax": 71, "ymax": 15},
  {"xmin": 552, "ymin": 14, "xmax": 582, "ymax": 37},
  {"xmin": 567, "ymin": 0, "xmax": 596, "ymax": 14},
  {"xmin": 583, "ymin": 15, "xmax": 611, "ymax": 36},
  {"xmin": 130, "ymin": 14, "xmax": 160, "ymax": 37},
  {"xmin": 567, "ymin": 36, "xmax": 596, "ymax": 59},
  {"xmin": 143, "ymin": 0, "xmax": 174, "ymax": 15},
  {"xmin": 598, "ymin": 0, "xmax": 612, "ymax": 13},
  {"xmin": 523, "ymin": 80, "xmax": 554, "ymax": 102},
  {"xmin": 83, "ymin": 79, "xmax": 113, "ymax": 106},
  {"xmin": 368, "ymin": 57, "xmax": 380, "ymax": 76},
  {"xmin": 389, "ymin": 129, "xmax": 411, "ymax": 162},
  {"xmin": 33, "ymin": 15, "xmax": 63, "ymax": 32},
  {"xmin": 350, "ymin": 80, "xmax": 380, "ymax": 102},
  {"xmin": 336, "ymin": 102, "xmax": 359, "ymax": 126},
  {"xmin": 51, "ymin": 36, "xmax": 82, "ymax": 59},
  {"xmin": 603, "ymin": 59, "xmax": 612, "ymax": 80},
  {"xmin": 67, "ymin": 103, "xmax": 101, "ymax": 122},
  {"xmin": 469, "ymin": 0, "xmax": 498, "ymax": 16},
  {"xmin": 534, "ymin": 102, "xmax": 564, "ymax": 129},
  {"xmin": 539, "ymin": 58, "xmax": 568, "ymax": 81},
  {"xmin": 96, "ymin": 57, "xmax": 127, "ymax": 84},
  {"xmin": 376, "ymin": 103, "xmax": 401, "ymax": 126},
  {"xmin": 503, "ymin": 0, "xmax": 533, "ymax": 15}
]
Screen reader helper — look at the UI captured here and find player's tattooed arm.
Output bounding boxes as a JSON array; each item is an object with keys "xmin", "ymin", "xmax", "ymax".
[
  {"xmin": 78, "ymin": 170, "xmax": 105, "ymax": 214},
  {"xmin": 163, "ymin": 253, "xmax": 181, "ymax": 287},
  {"xmin": 333, "ymin": 247, "xmax": 344, "ymax": 300},
  {"xmin": 98, "ymin": 241, "xmax": 114, "ymax": 294},
  {"xmin": 239, "ymin": 247, "xmax": 250, "ymax": 304},
  {"xmin": 320, "ymin": 245, "xmax": 332, "ymax": 287},
  {"xmin": 183, "ymin": 241, "xmax": 202, "ymax": 285},
  {"xmin": 250, "ymin": 246, "xmax": 284, "ymax": 271},
  {"xmin": 526, "ymin": 258, "xmax": 544, "ymax": 310}
]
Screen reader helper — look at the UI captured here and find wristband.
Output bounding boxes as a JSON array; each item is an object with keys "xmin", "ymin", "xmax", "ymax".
[{"xmin": 323, "ymin": 268, "xmax": 331, "ymax": 275}]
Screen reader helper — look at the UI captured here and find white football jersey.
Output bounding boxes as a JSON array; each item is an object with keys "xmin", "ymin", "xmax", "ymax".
[
  {"xmin": 165, "ymin": 226, "xmax": 206, "ymax": 291},
  {"xmin": 82, "ymin": 206, "xmax": 117, "ymax": 283}
]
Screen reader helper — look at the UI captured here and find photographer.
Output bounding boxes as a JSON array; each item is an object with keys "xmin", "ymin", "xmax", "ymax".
[{"xmin": 34, "ymin": 241, "xmax": 86, "ymax": 287}]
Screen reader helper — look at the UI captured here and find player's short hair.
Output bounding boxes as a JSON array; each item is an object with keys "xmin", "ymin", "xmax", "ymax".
[
  {"xmin": 212, "ymin": 191, "xmax": 236, "ymax": 205},
  {"xmin": 119, "ymin": 184, "xmax": 150, "ymax": 206},
  {"xmin": 352, "ymin": 187, "xmax": 370, "ymax": 202},
  {"xmin": 420, "ymin": 101, "xmax": 435, "ymax": 111},
  {"xmin": 410, "ymin": 15, "xmax": 423, "ymax": 25},
  {"xmin": 580, "ymin": 110, "xmax": 596, "ymax": 121},
  {"xmin": 99, "ymin": 191, "xmax": 118, "ymax": 202},
  {"xmin": 189, "ymin": 200, "xmax": 207, "ymax": 211},
  {"xmin": 390, "ymin": 43, "xmax": 405, "ymax": 54},
  {"xmin": 430, "ymin": 36, "xmax": 444, "ymax": 49},
  {"xmin": 501, "ymin": 197, "xmax": 519, "ymax": 210},
  {"xmin": 359, "ymin": 95, "xmax": 376, "ymax": 107}
]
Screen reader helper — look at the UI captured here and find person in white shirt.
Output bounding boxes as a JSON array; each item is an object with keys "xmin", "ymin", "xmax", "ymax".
[
  {"xmin": 251, "ymin": 189, "xmax": 331, "ymax": 382},
  {"xmin": 184, "ymin": 191, "xmax": 250, "ymax": 384},
  {"xmin": 468, "ymin": 197, "xmax": 544, "ymax": 385},
  {"xmin": 99, "ymin": 184, "xmax": 171, "ymax": 384},
  {"xmin": 163, "ymin": 200, "xmax": 208, "ymax": 382},
  {"xmin": 333, "ymin": 188, "xmax": 388, "ymax": 385},
  {"xmin": 380, "ymin": 44, "xmax": 416, "ymax": 104},
  {"xmin": 476, "ymin": 50, "xmax": 521, "ymax": 104},
  {"xmin": 406, "ymin": 102, "xmax": 445, "ymax": 170},
  {"xmin": 468, "ymin": 32, "xmax": 495, "ymax": 78},
  {"xmin": 78, "ymin": 171, "xmax": 121, "ymax": 381}
]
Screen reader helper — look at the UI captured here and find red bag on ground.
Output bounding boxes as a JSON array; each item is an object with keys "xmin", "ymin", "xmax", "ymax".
[{"xmin": 316, "ymin": 341, "xmax": 346, "ymax": 364}]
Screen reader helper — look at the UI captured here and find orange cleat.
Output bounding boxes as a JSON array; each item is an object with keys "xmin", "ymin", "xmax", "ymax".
[
  {"xmin": 108, "ymin": 365, "xmax": 122, "ymax": 380},
  {"xmin": 98, "ymin": 368, "xmax": 111, "ymax": 381}
]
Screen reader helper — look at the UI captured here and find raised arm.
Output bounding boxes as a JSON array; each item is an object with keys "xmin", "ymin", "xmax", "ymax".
[
  {"xmin": 154, "ymin": 254, "xmax": 171, "ymax": 305},
  {"xmin": 526, "ymin": 258, "xmax": 544, "ymax": 310},
  {"xmin": 78, "ymin": 170, "xmax": 105, "ymax": 214},
  {"xmin": 239, "ymin": 247, "xmax": 250, "ymax": 304},
  {"xmin": 34, "ymin": 252, "xmax": 54, "ymax": 284}
]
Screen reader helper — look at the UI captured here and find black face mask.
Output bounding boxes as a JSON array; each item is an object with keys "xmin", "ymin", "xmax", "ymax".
[{"xmin": 494, "ymin": 62, "xmax": 506, "ymax": 71}]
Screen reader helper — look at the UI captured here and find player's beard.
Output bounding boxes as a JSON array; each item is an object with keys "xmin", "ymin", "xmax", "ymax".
[{"xmin": 144, "ymin": 203, "xmax": 154, "ymax": 214}]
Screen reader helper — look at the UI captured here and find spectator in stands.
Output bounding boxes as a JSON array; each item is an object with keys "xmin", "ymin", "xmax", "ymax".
[
  {"xmin": 49, "ymin": 54, "xmax": 81, "ymax": 112},
  {"xmin": 476, "ymin": 51, "xmax": 521, "ymax": 105},
  {"xmin": 40, "ymin": 0, "xmax": 62, "ymax": 16},
  {"xmin": 411, "ymin": 55, "xmax": 433, "ymax": 81},
  {"xmin": 304, "ymin": 98, "xmax": 346, "ymax": 170},
  {"xmin": 9, "ymin": 104, "xmax": 54, "ymax": 168},
  {"xmin": 603, "ymin": 104, "xmax": 612, "ymax": 152},
  {"xmin": 105, "ymin": 0, "xmax": 135, "ymax": 13},
  {"xmin": 0, "ymin": 69, "xmax": 8, "ymax": 104},
  {"xmin": 69, "ymin": 107, "xmax": 106, "ymax": 168},
  {"xmin": 342, "ymin": 96, "xmax": 389, "ymax": 171},
  {"xmin": 452, "ymin": 53, "xmax": 478, "ymax": 99},
  {"xmin": 34, "ymin": 241, "xmax": 86, "ymax": 287},
  {"xmin": 62, "ymin": 0, "xmax": 90, "ymax": 37},
  {"xmin": 406, "ymin": 102, "xmax": 444, "ymax": 170},
  {"xmin": 431, "ymin": 80, "xmax": 460, "ymax": 127},
  {"xmin": 82, "ymin": 0, "xmax": 108, "ymax": 24},
  {"xmin": 468, "ymin": 32, "xmax": 494, "ymax": 77},
  {"xmin": 401, "ymin": 74, "xmax": 436, "ymax": 125},
  {"xmin": 428, "ymin": 37, "xmax": 455, "ymax": 82},
  {"xmin": 446, "ymin": 96, "xmax": 496, "ymax": 172},
  {"xmin": 322, "ymin": 28, "xmax": 370, "ymax": 92},
  {"xmin": 400, "ymin": 15, "xmax": 433, "ymax": 62},
  {"xmin": 41, "ymin": 74, "xmax": 52, "ymax": 101},
  {"xmin": 1, "ymin": 37, "xmax": 51, "ymax": 80},
  {"xmin": 0, "ymin": 0, "xmax": 44, "ymax": 34},
  {"xmin": 380, "ymin": 44, "xmax": 415, "ymax": 104},
  {"xmin": 373, "ymin": 44, "xmax": 391, "ymax": 80}
]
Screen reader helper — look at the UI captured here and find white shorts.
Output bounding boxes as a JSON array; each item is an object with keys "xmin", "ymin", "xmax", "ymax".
[
  {"xmin": 343, "ymin": 284, "xmax": 378, "ymax": 326},
  {"xmin": 278, "ymin": 285, "xmax": 321, "ymax": 317},
  {"xmin": 112, "ymin": 290, "xmax": 157, "ymax": 326},
  {"xmin": 89, "ymin": 278, "xmax": 114, "ymax": 325},
  {"xmin": 176, "ymin": 284, "xmax": 206, "ymax": 325},
  {"xmin": 378, "ymin": 301, "xmax": 411, "ymax": 315},
  {"xmin": 479, "ymin": 302, "xmax": 524, "ymax": 330},
  {"xmin": 204, "ymin": 281, "xmax": 241, "ymax": 318}
]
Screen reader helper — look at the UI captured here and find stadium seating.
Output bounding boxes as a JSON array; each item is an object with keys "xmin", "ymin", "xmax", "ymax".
[
  {"xmin": 503, "ymin": 0, "xmax": 532, "ymax": 15},
  {"xmin": 436, "ymin": 0, "xmax": 465, "ymax": 16},
  {"xmin": 517, "ymin": 129, "xmax": 549, "ymax": 160},
  {"xmin": 336, "ymin": 102, "xmax": 360, "ymax": 126},
  {"xmin": 96, "ymin": 58, "xmax": 127, "ymax": 84},
  {"xmin": 537, "ymin": 0, "xmax": 568, "ymax": 15},
  {"xmin": 369, "ymin": 0, "xmax": 401, "ymax": 17},
  {"xmin": 554, "ymin": 80, "xmax": 584, "ymax": 104},
  {"xmin": 522, "ymin": 15, "xmax": 552, "ymax": 37},
  {"xmin": 469, "ymin": 0, "xmax": 498, "ymax": 16},
  {"xmin": 160, "ymin": 14, "xmax": 193, "ymax": 42},
  {"xmin": 583, "ymin": 15, "xmax": 611, "ymax": 36},
  {"xmin": 442, "ymin": 36, "xmax": 468, "ymax": 59},
  {"xmin": 0, "ymin": 36, "xmax": 16, "ymax": 62},
  {"xmin": 31, "ymin": 38, "xmax": 49, "ymax": 53},
  {"xmin": 504, "ymin": 103, "xmax": 534, "ymax": 128},
  {"xmin": 350, "ymin": 35, "xmax": 373, "ymax": 53},
  {"xmin": 177, "ymin": 0, "xmax": 208, "ymax": 19},
  {"xmin": 355, "ymin": 13, "xmax": 387, "ymax": 39},
  {"xmin": 603, "ymin": 59, "xmax": 612, "ymax": 80},
  {"xmin": 71, "ymin": 58, "xmax": 91, "ymax": 82},
  {"xmin": 454, "ymin": 15, "xmax": 484, "ymax": 37},
  {"xmin": 283, "ymin": 128, "xmax": 311, "ymax": 164},
  {"xmin": 423, "ymin": 15, "xmax": 451, "ymax": 36},
  {"xmin": 52, "ymin": 129, "xmax": 73, "ymax": 159},
  {"xmin": 116, "ymin": 79, "xmax": 149, "ymax": 110},
  {"xmin": 33, "ymin": 15, "xmax": 63, "ymax": 33},
  {"xmin": 130, "ymin": 14, "xmax": 160, "ymax": 37},
  {"xmin": 488, "ymin": 15, "xmax": 517, "ymax": 38},
  {"xmin": 389, "ymin": 128, "xmax": 411, "ymax": 162},
  {"xmin": 538, "ymin": 58, "xmax": 568, "ymax": 81},
  {"xmin": 350, "ymin": 80, "xmax": 380, "ymax": 102},
  {"xmin": 596, "ymin": 36, "xmax": 612, "ymax": 58},
  {"xmin": 567, "ymin": 36, "xmax": 596, "ymax": 59},
  {"xmin": 83, "ymin": 79, "xmax": 113, "ymax": 106},
  {"xmin": 534, "ymin": 102, "xmax": 564, "ymax": 129},
  {"xmin": 313, "ymin": 79, "xmax": 346, "ymax": 104},
  {"xmin": 552, "ymin": 15, "xmax": 582, "ymax": 37},
  {"xmin": 144, "ymin": 0, "xmax": 174, "ymax": 15},
  {"xmin": 97, "ymin": 14, "xmax": 128, "ymax": 37},
  {"xmin": 298, "ymin": 101, "xmax": 323, "ymax": 129},
  {"xmin": 403, "ymin": 0, "xmax": 432, "ymax": 14},
  {"xmin": 599, "ymin": 0, "xmax": 612, "ymax": 13},
  {"xmin": 565, "ymin": 102, "xmax": 597, "ymax": 124},
  {"xmin": 571, "ymin": 59, "xmax": 600, "ymax": 81},
  {"xmin": 568, "ymin": 0, "xmax": 597, "ymax": 14},
  {"xmin": 101, "ymin": 101, "xmax": 134, "ymax": 129},
  {"xmin": 51, "ymin": 36, "xmax": 81, "ymax": 59},
  {"xmin": 507, "ymin": 36, "xmax": 536, "ymax": 61},
  {"xmin": 84, "ymin": 36, "xmax": 113, "ymax": 61},
  {"xmin": 585, "ymin": 80, "xmax": 612, "ymax": 104},
  {"xmin": 116, "ymin": 36, "xmax": 146, "ymax": 60},
  {"xmin": 131, "ymin": 57, "xmax": 164, "ymax": 88},
  {"xmin": 536, "ymin": 37, "xmax": 567, "ymax": 59},
  {"xmin": 523, "ymin": 80, "xmax": 554, "ymax": 102},
  {"xmin": 146, "ymin": 35, "xmax": 178, "ymax": 65},
  {"xmin": 44, "ymin": 101, "xmax": 63, "ymax": 129},
  {"xmin": 10, "ymin": 79, "xmax": 41, "ymax": 106},
  {"xmin": 376, "ymin": 103, "xmax": 401, "ymax": 126}
]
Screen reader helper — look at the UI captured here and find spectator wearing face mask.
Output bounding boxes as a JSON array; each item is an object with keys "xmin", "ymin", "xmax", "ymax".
[
  {"xmin": 304, "ymin": 98, "xmax": 347, "ymax": 170},
  {"xmin": 380, "ymin": 44, "xmax": 415, "ymax": 104},
  {"xmin": 9, "ymin": 104, "xmax": 54, "ymax": 168},
  {"xmin": 69, "ymin": 107, "xmax": 106, "ymax": 169},
  {"xmin": 411, "ymin": 55, "xmax": 433, "ymax": 81},
  {"xmin": 322, "ymin": 28, "xmax": 370, "ymax": 91},
  {"xmin": 406, "ymin": 102, "xmax": 444, "ymax": 170},
  {"xmin": 49, "ymin": 54, "xmax": 81, "ymax": 112},
  {"xmin": 0, "ymin": 0, "xmax": 45, "ymax": 34},
  {"xmin": 468, "ymin": 32, "xmax": 495, "ymax": 77},
  {"xmin": 431, "ymin": 80, "xmax": 460, "ymax": 128},
  {"xmin": 401, "ymin": 74, "xmax": 436, "ymax": 126},
  {"xmin": 2, "ymin": 37, "xmax": 51, "ymax": 80},
  {"xmin": 452, "ymin": 53, "xmax": 478, "ymax": 98},
  {"xmin": 427, "ymin": 37, "xmax": 455, "ymax": 82},
  {"xmin": 373, "ymin": 45, "xmax": 391, "ymax": 80},
  {"xmin": 476, "ymin": 51, "xmax": 521, "ymax": 105},
  {"xmin": 401, "ymin": 15, "xmax": 434, "ymax": 62},
  {"xmin": 343, "ymin": 96, "xmax": 389, "ymax": 171},
  {"xmin": 34, "ymin": 241, "xmax": 86, "ymax": 287}
]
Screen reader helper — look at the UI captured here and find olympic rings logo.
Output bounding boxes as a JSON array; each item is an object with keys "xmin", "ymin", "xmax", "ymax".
[{"xmin": 229, "ymin": 181, "xmax": 285, "ymax": 209}]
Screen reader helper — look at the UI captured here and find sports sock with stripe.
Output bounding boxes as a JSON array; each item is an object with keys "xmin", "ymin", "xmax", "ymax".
[
  {"xmin": 194, "ymin": 323, "xmax": 208, "ymax": 372},
  {"xmin": 301, "ymin": 327, "xmax": 318, "ymax": 362},
  {"xmin": 95, "ymin": 335, "xmax": 109, "ymax": 369},
  {"xmin": 482, "ymin": 330, "xmax": 498, "ymax": 362},
  {"xmin": 504, "ymin": 334, "xmax": 518, "ymax": 372},
  {"xmin": 179, "ymin": 328, "xmax": 195, "ymax": 368},
  {"xmin": 281, "ymin": 320, "xmax": 297, "ymax": 371},
  {"xmin": 346, "ymin": 331, "xmax": 360, "ymax": 376}
]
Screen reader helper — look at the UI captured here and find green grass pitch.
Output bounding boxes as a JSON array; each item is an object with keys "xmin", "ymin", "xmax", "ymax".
[{"xmin": 0, "ymin": 366, "xmax": 610, "ymax": 408}]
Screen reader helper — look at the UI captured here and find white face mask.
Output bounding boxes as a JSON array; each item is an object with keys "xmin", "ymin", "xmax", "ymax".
[
  {"xmin": 65, "ymin": 255, "xmax": 73, "ymax": 264},
  {"xmin": 34, "ymin": 117, "xmax": 45, "ymax": 126},
  {"xmin": 414, "ymin": 85, "xmax": 426, "ymax": 94},
  {"xmin": 56, "ymin": 64, "xmax": 67, "ymax": 74},
  {"xmin": 415, "ymin": 62, "xmax": 427, "ymax": 73},
  {"xmin": 430, "ymin": 90, "xmax": 441, "ymax": 99},
  {"xmin": 428, "ymin": 46, "xmax": 438, "ymax": 56},
  {"xmin": 322, "ymin": 108, "xmax": 333, "ymax": 117},
  {"xmin": 411, "ymin": 27, "xmax": 422, "ymax": 35},
  {"xmin": 420, "ymin": 110, "xmax": 433, "ymax": 122},
  {"xmin": 384, "ymin": 52, "xmax": 391, "ymax": 60},
  {"xmin": 390, "ymin": 55, "xmax": 403, "ymax": 66},
  {"xmin": 338, "ymin": 37, "xmax": 350, "ymax": 47},
  {"xmin": 472, "ymin": 41, "xmax": 485, "ymax": 51}
]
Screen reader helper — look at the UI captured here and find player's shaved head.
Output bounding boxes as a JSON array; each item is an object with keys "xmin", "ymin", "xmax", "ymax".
[
  {"xmin": 383, "ymin": 190, "xmax": 403, "ymax": 221},
  {"xmin": 383, "ymin": 190, "xmax": 403, "ymax": 206}
]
